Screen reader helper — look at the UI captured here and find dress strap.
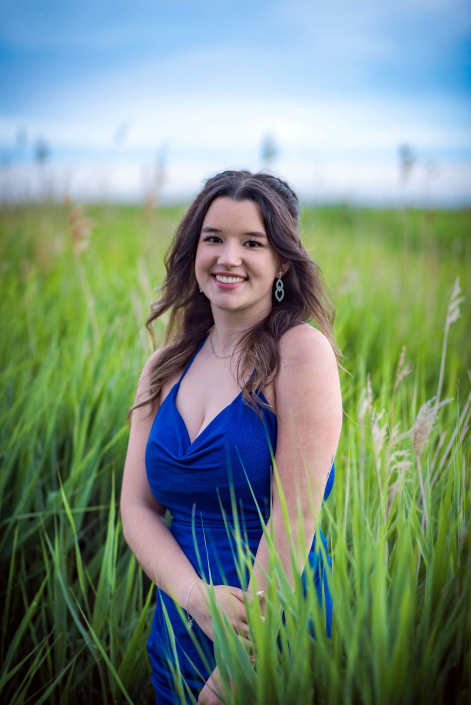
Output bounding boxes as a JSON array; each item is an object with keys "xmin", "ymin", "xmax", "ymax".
[{"xmin": 177, "ymin": 337, "xmax": 207, "ymax": 385}]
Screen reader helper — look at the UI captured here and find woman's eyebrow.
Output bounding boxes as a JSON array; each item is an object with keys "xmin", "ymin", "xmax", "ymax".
[{"xmin": 201, "ymin": 226, "xmax": 267, "ymax": 238}]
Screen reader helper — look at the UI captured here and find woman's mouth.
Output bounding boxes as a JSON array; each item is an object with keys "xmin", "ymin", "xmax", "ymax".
[{"xmin": 211, "ymin": 273, "xmax": 247, "ymax": 290}]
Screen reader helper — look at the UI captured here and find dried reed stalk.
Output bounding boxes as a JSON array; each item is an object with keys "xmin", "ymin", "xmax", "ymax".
[{"xmin": 68, "ymin": 204, "xmax": 94, "ymax": 259}]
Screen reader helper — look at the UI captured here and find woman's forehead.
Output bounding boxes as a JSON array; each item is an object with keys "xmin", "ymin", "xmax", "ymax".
[{"xmin": 202, "ymin": 197, "xmax": 265, "ymax": 231}]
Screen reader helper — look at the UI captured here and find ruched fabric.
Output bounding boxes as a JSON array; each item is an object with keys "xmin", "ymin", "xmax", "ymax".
[{"xmin": 145, "ymin": 336, "xmax": 335, "ymax": 704}]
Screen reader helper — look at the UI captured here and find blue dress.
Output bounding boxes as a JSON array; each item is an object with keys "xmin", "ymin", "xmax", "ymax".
[{"xmin": 145, "ymin": 336, "xmax": 335, "ymax": 704}]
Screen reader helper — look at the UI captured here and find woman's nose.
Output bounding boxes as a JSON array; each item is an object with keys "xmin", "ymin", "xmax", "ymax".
[{"xmin": 217, "ymin": 241, "xmax": 242, "ymax": 266}]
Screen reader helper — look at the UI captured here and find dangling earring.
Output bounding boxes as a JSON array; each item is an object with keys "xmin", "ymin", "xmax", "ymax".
[
  {"xmin": 198, "ymin": 285, "xmax": 203, "ymax": 292},
  {"xmin": 275, "ymin": 271, "xmax": 285, "ymax": 303}
]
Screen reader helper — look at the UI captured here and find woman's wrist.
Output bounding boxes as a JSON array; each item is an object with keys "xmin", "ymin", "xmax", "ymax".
[{"xmin": 187, "ymin": 577, "xmax": 209, "ymax": 616}]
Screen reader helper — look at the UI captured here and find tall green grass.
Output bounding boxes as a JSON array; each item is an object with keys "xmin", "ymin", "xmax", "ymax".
[{"xmin": 0, "ymin": 202, "xmax": 469, "ymax": 704}]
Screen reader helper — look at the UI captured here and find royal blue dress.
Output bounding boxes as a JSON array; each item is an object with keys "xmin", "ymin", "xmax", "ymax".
[{"xmin": 145, "ymin": 336, "xmax": 335, "ymax": 704}]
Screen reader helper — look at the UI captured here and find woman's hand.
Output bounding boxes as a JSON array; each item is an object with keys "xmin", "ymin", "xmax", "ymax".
[
  {"xmin": 197, "ymin": 666, "xmax": 233, "ymax": 705},
  {"xmin": 198, "ymin": 658, "xmax": 257, "ymax": 705},
  {"xmin": 189, "ymin": 583, "xmax": 262, "ymax": 651}
]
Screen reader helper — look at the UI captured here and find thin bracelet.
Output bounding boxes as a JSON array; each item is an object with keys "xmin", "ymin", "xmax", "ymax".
[{"xmin": 186, "ymin": 577, "xmax": 203, "ymax": 630}]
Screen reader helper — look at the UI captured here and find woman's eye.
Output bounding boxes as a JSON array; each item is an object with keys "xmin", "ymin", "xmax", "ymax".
[
  {"xmin": 245, "ymin": 240, "xmax": 263, "ymax": 248},
  {"xmin": 202, "ymin": 236, "xmax": 262, "ymax": 248}
]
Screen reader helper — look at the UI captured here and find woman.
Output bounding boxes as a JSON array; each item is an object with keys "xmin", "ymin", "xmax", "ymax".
[{"xmin": 120, "ymin": 170, "xmax": 343, "ymax": 704}]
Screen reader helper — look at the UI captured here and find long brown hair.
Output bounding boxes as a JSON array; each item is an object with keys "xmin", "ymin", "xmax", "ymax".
[{"xmin": 127, "ymin": 169, "xmax": 342, "ymax": 425}]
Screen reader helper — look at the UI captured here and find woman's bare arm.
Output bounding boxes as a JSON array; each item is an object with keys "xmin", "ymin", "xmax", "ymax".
[
  {"xmin": 120, "ymin": 351, "xmax": 203, "ymax": 610},
  {"xmin": 121, "ymin": 351, "xmax": 264, "ymax": 647},
  {"xmin": 247, "ymin": 325, "xmax": 343, "ymax": 606}
]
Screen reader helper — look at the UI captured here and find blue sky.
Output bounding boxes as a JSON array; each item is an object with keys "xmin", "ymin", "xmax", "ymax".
[{"xmin": 1, "ymin": 0, "xmax": 470, "ymax": 203}]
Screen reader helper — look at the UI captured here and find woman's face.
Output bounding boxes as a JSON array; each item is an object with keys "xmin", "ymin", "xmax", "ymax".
[{"xmin": 195, "ymin": 197, "xmax": 286, "ymax": 314}]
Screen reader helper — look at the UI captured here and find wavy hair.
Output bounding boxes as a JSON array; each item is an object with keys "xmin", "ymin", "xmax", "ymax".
[{"xmin": 127, "ymin": 169, "xmax": 342, "ymax": 425}]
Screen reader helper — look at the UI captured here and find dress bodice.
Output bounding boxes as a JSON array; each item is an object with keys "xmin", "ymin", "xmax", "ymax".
[{"xmin": 145, "ymin": 335, "xmax": 335, "ymax": 533}]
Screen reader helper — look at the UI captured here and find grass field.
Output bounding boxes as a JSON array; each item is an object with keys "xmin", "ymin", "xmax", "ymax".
[{"xmin": 0, "ymin": 202, "xmax": 470, "ymax": 704}]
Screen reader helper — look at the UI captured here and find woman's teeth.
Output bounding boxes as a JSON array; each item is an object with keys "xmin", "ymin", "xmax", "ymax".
[{"xmin": 214, "ymin": 275, "xmax": 246, "ymax": 283}]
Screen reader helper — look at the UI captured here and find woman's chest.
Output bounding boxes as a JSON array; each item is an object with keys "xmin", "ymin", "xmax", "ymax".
[
  {"xmin": 145, "ymin": 392, "xmax": 277, "ymax": 518},
  {"xmin": 159, "ymin": 365, "xmax": 277, "ymax": 447}
]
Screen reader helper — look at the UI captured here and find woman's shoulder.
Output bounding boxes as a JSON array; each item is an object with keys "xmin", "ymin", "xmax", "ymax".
[
  {"xmin": 136, "ymin": 345, "xmax": 172, "ymax": 406},
  {"xmin": 141, "ymin": 343, "xmax": 189, "ymax": 409},
  {"xmin": 274, "ymin": 323, "xmax": 342, "ymax": 421},
  {"xmin": 142, "ymin": 340, "xmax": 179, "ymax": 374},
  {"xmin": 144, "ymin": 345, "xmax": 166, "ymax": 369},
  {"xmin": 268, "ymin": 323, "xmax": 339, "ymax": 410},
  {"xmin": 139, "ymin": 346, "xmax": 164, "ymax": 385},
  {"xmin": 278, "ymin": 322, "xmax": 336, "ymax": 366}
]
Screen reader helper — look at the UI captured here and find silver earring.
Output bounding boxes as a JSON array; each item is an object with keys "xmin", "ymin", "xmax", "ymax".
[
  {"xmin": 199, "ymin": 285, "xmax": 203, "ymax": 292},
  {"xmin": 275, "ymin": 271, "xmax": 284, "ymax": 302}
]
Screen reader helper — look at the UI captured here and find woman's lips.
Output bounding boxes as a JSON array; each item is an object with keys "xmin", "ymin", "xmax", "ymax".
[{"xmin": 211, "ymin": 273, "xmax": 247, "ymax": 290}]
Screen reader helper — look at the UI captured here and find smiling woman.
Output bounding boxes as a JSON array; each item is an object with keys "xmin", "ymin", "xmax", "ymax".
[
  {"xmin": 196, "ymin": 197, "xmax": 287, "ymax": 310},
  {"xmin": 120, "ymin": 170, "xmax": 343, "ymax": 704}
]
